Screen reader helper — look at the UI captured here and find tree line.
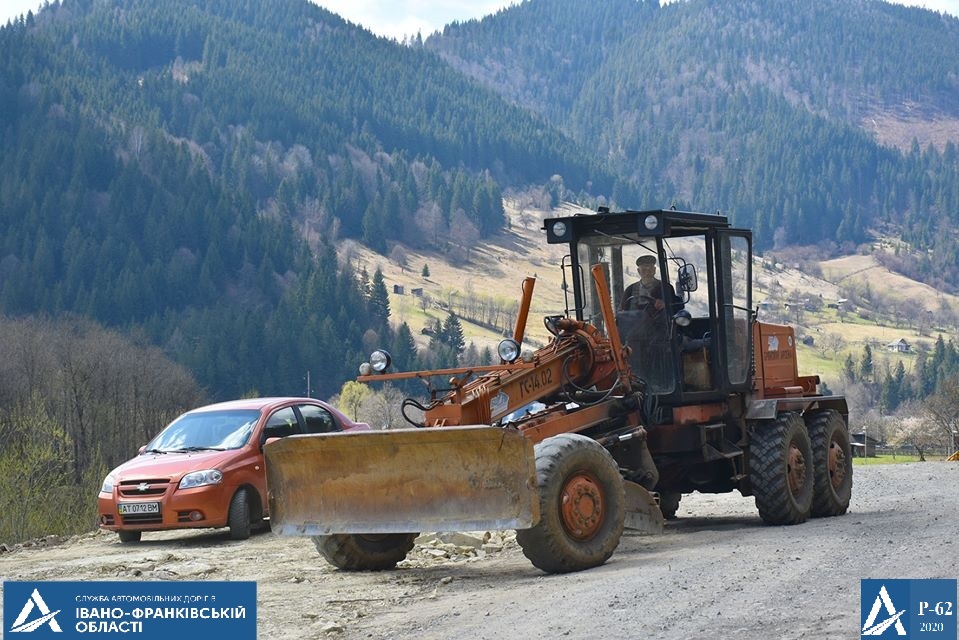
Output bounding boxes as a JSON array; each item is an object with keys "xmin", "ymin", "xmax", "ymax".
[{"xmin": 0, "ymin": 315, "xmax": 205, "ymax": 545}]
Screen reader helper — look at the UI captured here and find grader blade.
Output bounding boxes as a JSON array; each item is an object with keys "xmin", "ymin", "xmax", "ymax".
[
  {"xmin": 265, "ymin": 426, "xmax": 539, "ymax": 536},
  {"xmin": 623, "ymin": 480, "xmax": 665, "ymax": 534}
]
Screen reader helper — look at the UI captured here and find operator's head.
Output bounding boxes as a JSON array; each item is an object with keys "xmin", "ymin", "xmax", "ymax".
[{"xmin": 636, "ymin": 255, "xmax": 657, "ymax": 273}]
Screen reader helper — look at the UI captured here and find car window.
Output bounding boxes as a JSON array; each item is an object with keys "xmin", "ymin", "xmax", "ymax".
[
  {"xmin": 146, "ymin": 409, "xmax": 260, "ymax": 452},
  {"xmin": 263, "ymin": 407, "xmax": 300, "ymax": 438},
  {"xmin": 298, "ymin": 404, "xmax": 338, "ymax": 434}
]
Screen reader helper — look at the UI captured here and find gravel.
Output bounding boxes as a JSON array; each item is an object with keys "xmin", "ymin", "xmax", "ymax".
[{"xmin": 1, "ymin": 461, "xmax": 956, "ymax": 639}]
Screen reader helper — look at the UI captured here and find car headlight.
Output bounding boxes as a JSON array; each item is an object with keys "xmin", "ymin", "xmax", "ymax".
[
  {"xmin": 100, "ymin": 474, "xmax": 116, "ymax": 494},
  {"xmin": 179, "ymin": 469, "xmax": 223, "ymax": 490}
]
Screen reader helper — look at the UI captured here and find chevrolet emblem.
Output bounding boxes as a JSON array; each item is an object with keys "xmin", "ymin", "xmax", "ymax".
[{"xmin": 137, "ymin": 482, "xmax": 151, "ymax": 492}]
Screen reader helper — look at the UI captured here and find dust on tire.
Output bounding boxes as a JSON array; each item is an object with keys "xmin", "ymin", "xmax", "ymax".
[
  {"xmin": 805, "ymin": 409, "xmax": 852, "ymax": 517},
  {"xmin": 313, "ymin": 533, "xmax": 417, "ymax": 571},
  {"xmin": 749, "ymin": 412, "xmax": 814, "ymax": 525},
  {"xmin": 516, "ymin": 433, "xmax": 625, "ymax": 574}
]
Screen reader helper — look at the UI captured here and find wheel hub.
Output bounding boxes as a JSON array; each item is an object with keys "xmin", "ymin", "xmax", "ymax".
[
  {"xmin": 787, "ymin": 442, "xmax": 807, "ymax": 496},
  {"xmin": 828, "ymin": 439, "xmax": 847, "ymax": 489},
  {"xmin": 560, "ymin": 472, "xmax": 604, "ymax": 541}
]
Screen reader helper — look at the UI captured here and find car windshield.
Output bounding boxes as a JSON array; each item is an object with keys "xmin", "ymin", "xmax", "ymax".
[{"xmin": 145, "ymin": 410, "xmax": 260, "ymax": 452}]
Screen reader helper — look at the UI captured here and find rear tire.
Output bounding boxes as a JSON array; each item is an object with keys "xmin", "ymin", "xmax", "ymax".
[
  {"xmin": 659, "ymin": 492, "xmax": 681, "ymax": 520},
  {"xmin": 117, "ymin": 530, "xmax": 141, "ymax": 543},
  {"xmin": 749, "ymin": 413, "xmax": 813, "ymax": 525},
  {"xmin": 228, "ymin": 489, "xmax": 252, "ymax": 540},
  {"xmin": 313, "ymin": 533, "xmax": 418, "ymax": 571},
  {"xmin": 805, "ymin": 410, "xmax": 852, "ymax": 517},
  {"xmin": 516, "ymin": 434, "xmax": 625, "ymax": 574}
]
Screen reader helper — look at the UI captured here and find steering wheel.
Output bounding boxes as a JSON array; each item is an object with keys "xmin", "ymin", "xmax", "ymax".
[{"xmin": 621, "ymin": 294, "xmax": 660, "ymax": 316}]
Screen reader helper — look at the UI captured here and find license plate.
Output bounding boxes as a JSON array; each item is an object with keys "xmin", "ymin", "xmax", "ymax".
[{"xmin": 117, "ymin": 502, "xmax": 160, "ymax": 515}]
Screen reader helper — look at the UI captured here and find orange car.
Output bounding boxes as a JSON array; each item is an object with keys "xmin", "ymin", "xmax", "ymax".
[{"xmin": 97, "ymin": 397, "xmax": 369, "ymax": 543}]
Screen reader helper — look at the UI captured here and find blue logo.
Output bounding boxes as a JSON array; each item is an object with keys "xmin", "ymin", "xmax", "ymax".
[
  {"xmin": 861, "ymin": 579, "xmax": 957, "ymax": 639},
  {"xmin": 4, "ymin": 581, "xmax": 256, "ymax": 639}
]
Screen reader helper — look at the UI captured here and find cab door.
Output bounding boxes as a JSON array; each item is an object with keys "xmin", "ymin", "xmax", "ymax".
[{"xmin": 714, "ymin": 229, "xmax": 752, "ymax": 393}]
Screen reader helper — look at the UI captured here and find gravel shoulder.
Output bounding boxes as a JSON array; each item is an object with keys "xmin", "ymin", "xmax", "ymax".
[{"xmin": 2, "ymin": 462, "xmax": 957, "ymax": 639}]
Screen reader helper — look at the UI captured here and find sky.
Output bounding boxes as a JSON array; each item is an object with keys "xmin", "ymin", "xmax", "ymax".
[{"xmin": 3, "ymin": 0, "xmax": 958, "ymax": 39}]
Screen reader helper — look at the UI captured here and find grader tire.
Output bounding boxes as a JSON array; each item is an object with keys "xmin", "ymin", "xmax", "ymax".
[
  {"xmin": 516, "ymin": 434, "xmax": 625, "ymax": 574},
  {"xmin": 805, "ymin": 410, "xmax": 853, "ymax": 517},
  {"xmin": 749, "ymin": 412, "xmax": 814, "ymax": 525},
  {"xmin": 659, "ymin": 492, "xmax": 681, "ymax": 520},
  {"xmin": 313, "ymin": 533, "xmax": 417, "ymax": 571}
]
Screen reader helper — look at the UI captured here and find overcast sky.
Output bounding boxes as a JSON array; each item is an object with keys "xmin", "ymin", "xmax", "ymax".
[{"xmin": 2, "ymin": 0, "xmax": 958, "ymax": 41}]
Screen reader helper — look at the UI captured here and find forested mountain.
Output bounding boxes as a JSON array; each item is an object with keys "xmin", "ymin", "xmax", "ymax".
[
  {"xmin": 429, "ymin": 0, "xmax": 959, "ymax": 270},
  {"xmin": 2, "ymin": 0, "xmax": 959, "ymax": 406},
  {"xmin": 0, "ymin": 0, "xmax": 614, "ymax": 399}
]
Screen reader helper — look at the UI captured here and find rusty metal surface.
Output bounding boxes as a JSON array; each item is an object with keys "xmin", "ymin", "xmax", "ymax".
[
  {"xmin": 265, "ymin": 426, "xmax": 539, "ymax": 536},
  {"xmin": 623, "ymin": 481, "xmax": 665, "ymax": 534}
]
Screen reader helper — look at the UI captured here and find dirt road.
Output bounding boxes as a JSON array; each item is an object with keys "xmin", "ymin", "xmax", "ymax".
[{"xmin": 2, "ymin": 462, "xmax": 956, "ymax": 639}]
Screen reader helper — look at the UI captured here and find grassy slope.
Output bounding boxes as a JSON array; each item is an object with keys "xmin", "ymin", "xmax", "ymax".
[{"xmin": 344, "ymin": 200, "xmax": 957, "ymax": 386}]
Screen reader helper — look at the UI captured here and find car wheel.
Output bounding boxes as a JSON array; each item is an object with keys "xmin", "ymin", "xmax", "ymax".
[
  {"xmin": 118, "ymin": 530, "xmax": 141, "ymax": 543},
  {"xmin": 228, "ymin": 489, "xmax": 252, "ymax": 540}
]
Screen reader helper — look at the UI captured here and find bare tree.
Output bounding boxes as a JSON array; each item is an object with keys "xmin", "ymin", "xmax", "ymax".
[
  {"xmin": 449, "ymin": 209, "xmax": 480, "ymax": 263},
  {"xmin": 389, "ymin": 245, "xmax": 408, "ymax": 272},
  {"xmin": 920, "ymin": 377, "xmax": 959, "ymax": 447},
  {"xmin": 887, "ymin": 406, "xmax": 942, "ymax": 462},
  {"xmin": 358, "ymin": 384, "xmax": 407, "ymax": 430}
]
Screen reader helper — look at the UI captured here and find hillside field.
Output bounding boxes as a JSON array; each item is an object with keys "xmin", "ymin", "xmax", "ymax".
[{"xmin": 344, "ymin": 201, "xmax": 958, "ymax": 387}]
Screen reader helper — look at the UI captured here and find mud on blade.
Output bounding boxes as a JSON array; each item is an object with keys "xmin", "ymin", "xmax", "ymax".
[{"xmin": 265, "ymin": 426, "xmax": 539, "ymax": 536}]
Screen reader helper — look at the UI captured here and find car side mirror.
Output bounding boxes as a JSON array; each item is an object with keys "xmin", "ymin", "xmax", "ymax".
[
  {"xmin": 138, "ymin": 445, "xmax": 146, "ymax": 455},
  {"xmin": 678, "ymin": 263, "xmax": 698, "ymax": 292}
]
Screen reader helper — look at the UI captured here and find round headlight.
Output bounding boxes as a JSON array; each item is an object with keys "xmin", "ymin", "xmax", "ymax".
[
  {"xmin": 497, "ymin": 339, "xmax": 521, "ymax": 363},
  {"xmin": 674, "ymin": 309, "xmax": 692, "ymax": 327},
  {"xmin": 369, "ymin": 350, "xmax": 392, "ymax": 373},
  {"xmin": 644, "ymin": 214, "xmax": 659, "ymax": 231},
  {"xmin": 551, "ymin": 221, "xmax": 567, "ymax": 238},
  {"xmin": 359, "ymin": 362, "xmax": 372, "ymax": 376}
]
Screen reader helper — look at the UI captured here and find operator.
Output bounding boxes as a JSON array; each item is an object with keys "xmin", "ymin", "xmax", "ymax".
[
  {"xmin": 619, "ymin": 254, "xmax": 683, "ymax": 391},
  {"xmin": 620, "ymin": 255, "xmax": 682, "ymax": 314}
]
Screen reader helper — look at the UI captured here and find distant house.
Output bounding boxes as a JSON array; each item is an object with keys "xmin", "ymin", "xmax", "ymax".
[
  {"xmin": 886, "ymin": 338, "xmax": 910, "ymax": 353},
  {"xmin": 851, "ymin": 432, "xmax": 878, "ymax": 458},
  {"xmin": 411, "ymin": 287, "xmax": 423, "ymax": 297},
  {"xmin": 393, "ymin": 284, "xmax": 405, "ymax": 295}
]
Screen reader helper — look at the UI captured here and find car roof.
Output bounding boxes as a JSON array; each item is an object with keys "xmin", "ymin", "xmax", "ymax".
[{"xmin": 187, "ymin": 397, "xmax": 320, "ymax": 413}]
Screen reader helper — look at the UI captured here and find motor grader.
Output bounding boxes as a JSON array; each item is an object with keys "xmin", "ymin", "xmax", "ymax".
[{"xmin": 265, "ymin": 207, "xmax": 852, "ymax": 574}]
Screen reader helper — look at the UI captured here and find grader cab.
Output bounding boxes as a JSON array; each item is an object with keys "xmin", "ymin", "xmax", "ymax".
[{"xmin": 265, "ymin": 208, "xmax": 852, "ymax": 574}]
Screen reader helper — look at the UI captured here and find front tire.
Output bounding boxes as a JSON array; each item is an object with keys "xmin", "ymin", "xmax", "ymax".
[
  {"xmin": 118, "ymin": 530, "xmax": 141, "ymax": 543},
  {"xmin": 516, "ymin": 434, "xmax": 625, "ymax": 574},
  {"xmin": 749, "ymin": 413, "xmax": 814, "ymax": 525},
  {"xmin": 805, "ymin": 410, "xmax": 852, "ymax": 517},
  {"xmin": 228, "ymin": 489, "xmax": 252, "ymax": 540},
  {"xmin": 313, "ymin": 533, "xmax": 418, "ymax": 571}
]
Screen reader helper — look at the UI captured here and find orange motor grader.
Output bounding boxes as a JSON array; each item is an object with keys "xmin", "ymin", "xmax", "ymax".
[{"xmin": 265, "ymin": 207, "xmax": 852, "ymax": 574}]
